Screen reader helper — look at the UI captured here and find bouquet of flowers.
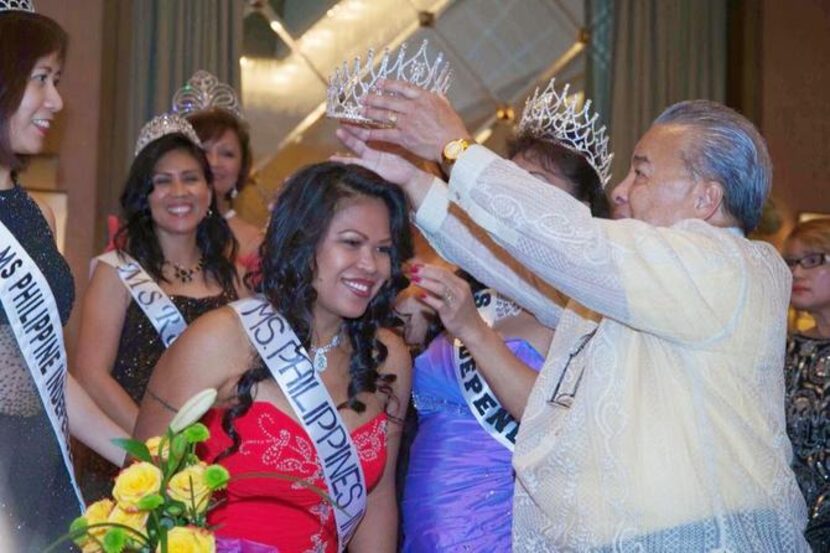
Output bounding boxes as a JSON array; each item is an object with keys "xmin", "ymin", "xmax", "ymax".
[{"xmin": 56, "ymin": 389, "xmax": 227, "ymax": 553}]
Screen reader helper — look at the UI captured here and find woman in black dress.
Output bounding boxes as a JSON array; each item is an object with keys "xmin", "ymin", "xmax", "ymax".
[
  {"xmin": 783, "ymin": 218, "xmax": 830, "ymax": 551},
  {"xmin": 74, "ymin": 115, "xmax": 242, "ymax": 499},
  {"xmin": 0, "ymin": 4, "xmax": 126, "ymax": 550}
]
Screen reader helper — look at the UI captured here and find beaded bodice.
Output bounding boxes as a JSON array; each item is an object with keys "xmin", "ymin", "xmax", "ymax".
[
  {"xmin": 786, "ymin": 332, "xmax": 830, "ymax": 517},
  {"xmin": 0, "ymin": 183, "xmax": 74, "ymax": 325},
  {"xmin": 112, "ymin": 290, "xmax": 236, "ymax": 402}
]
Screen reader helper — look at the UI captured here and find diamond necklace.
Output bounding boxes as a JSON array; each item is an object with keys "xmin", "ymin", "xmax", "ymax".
[
  {"xmin": 165, "ymin": 257, "xmax": 204, "ymax": 284},
  {"xmin": 309, "ymin": 331, "xmax": 343, "ymax": 373}
]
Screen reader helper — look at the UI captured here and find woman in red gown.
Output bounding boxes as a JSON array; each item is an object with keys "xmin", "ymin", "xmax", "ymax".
[{"xmin": 135, "ymin": 162, "xmax": 413, "ymax": 553}]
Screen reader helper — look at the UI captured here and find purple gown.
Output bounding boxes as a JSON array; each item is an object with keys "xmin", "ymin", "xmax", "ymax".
[{"xmin": 402, "ymin": 333, "xmax": 544, "ymax": 552}]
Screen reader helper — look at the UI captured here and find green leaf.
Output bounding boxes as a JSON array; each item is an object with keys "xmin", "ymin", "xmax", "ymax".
[
  {"xmin": 183, "ymin": 422, "xmax": 210, "ymax": 443},
  {"xmin": 112, "ymin": 438, "xmax": 153, "ymax": 463},
  {"xmin": 69, "ymin": 516, "xmax": 88, "ymax": 534},
  {"xmin": 102, "ymin": 527, "xmax": 127, "ymax": 553},
  {"xmin": 135, "ymin": 493, "xmax": 164, "ymax": 511}
]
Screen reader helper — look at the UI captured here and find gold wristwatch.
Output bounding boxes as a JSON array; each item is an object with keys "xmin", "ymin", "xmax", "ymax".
[{"xmin": 441, "ymin": 138, "xmax": 473, "ymax": 166}]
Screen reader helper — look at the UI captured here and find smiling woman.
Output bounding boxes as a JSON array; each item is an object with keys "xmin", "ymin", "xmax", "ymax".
[
  {"xmin": 0, "ymin": 6, "xmax": 130, "ymax": 551},
  {"xmin": 73, "ymin": 116, "xmax": 243, "ymax": 500},
  {"xmin": 132, "ymin": 161, "xmax": 414, "ymax": 553}
]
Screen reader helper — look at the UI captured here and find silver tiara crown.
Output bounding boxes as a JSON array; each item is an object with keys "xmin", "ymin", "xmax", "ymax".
[
  {"xmin": 171, "ymin": 70, "xmax": 244, "ymax": 120},
  {"xmin": 0, "ymin": 0, "xmax": 35, "ymax": 13},
  {"xmin": 134, "ymin": 113, "xmax": 202, "ymax": 157},
  {"xmin": 517, "ymin": 79, "xmax": 613, "ymax": 187},
  {"xmin": 327, "ymin": 40, "xmax": 452, "ymax": 125}
]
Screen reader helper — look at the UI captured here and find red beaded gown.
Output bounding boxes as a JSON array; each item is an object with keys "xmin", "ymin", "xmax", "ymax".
[{"xmin": 200, "ymin": 402, "xmax": 388, "ymax": 553}]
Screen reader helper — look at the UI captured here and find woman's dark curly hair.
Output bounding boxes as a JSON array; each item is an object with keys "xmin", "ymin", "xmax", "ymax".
[
  {"xmin": 219, "ymin": 162, "xmax": 413, "ymax": 459},
  {"xmin": 115, "ymin": 133, "xmax": 238, "ymax": 293},
  {"xmin": 507, "ymin": 133, "xmax": 610, "ymax": 218}
]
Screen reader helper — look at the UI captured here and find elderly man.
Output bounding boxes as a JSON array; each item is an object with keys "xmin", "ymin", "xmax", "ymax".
[{"xmin": 335, "ymin": 82, "xmax": 808, "ymax": 551}]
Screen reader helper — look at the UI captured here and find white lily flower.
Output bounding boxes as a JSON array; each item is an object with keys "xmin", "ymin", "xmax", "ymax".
[{"xmin": 169, "ymin": 388, "xmax": 218, "ymax": 433}]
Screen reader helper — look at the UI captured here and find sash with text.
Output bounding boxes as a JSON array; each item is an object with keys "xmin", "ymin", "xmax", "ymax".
[
  {"xmin": 0, "ymin": 222, "xmax": 84, "ymax": 508},
  {"xmin": 231, "ymin": 296, "xmax": 367, "ymax": 551},
  {"xmin": 452, "ymin": 288, "xmax": 521, "ymax": 451},
  {"xmin": 96, "ymin": 251, "xmax": 187, "ymax": 347}
]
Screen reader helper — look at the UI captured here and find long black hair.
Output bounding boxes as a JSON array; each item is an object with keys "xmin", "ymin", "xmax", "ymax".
[
  {"xmin": 115, "ymin": 133, "xmax": 238, "ymax": 292},
  {"xmin": 220, "ymin": 162, "xmax": 413, "ymax": 458}
]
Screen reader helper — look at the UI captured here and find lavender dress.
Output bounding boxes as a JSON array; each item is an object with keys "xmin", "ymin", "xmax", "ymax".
[{"xmin": 402, "ymin": 333, "xmax": 544, "ymax": 552}]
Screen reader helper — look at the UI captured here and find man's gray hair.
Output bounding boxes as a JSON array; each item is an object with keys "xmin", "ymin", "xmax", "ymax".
[{"xmin": 655, "ymin": 100, "xmax": 771, "ymax": 233}]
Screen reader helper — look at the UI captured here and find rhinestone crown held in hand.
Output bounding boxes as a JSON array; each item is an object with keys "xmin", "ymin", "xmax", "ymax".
[{"xmin": 326, "ymin": 39, "xmax": 452, "ymax": 126}]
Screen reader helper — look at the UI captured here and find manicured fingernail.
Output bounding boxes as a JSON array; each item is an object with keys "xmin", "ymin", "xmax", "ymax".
[
  {"xmin": 417, "ymin": 292, "xmax": 427, "ymax": 300},
  {"xmin": 410, "ymin": 275, "xmax": 421, "ymax": 283},
  {"xmin": 409, "ymin": 264, "xmax": 421, "ymax": 274}
]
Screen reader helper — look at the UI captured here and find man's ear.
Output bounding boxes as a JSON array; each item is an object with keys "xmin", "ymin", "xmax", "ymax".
[{"xmin": 695, "ymin": 180, "xmax": 725, "ymax": 220}]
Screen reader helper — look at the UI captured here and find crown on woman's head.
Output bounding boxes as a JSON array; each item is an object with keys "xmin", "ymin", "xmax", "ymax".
[
  {"xmin": 517, "ymin": 79, "xmax": 613, "ymax": 187},
  {"xmin": 134, "ymin": 113, "xmax": 202, "ymax": 157},
  {"xmin": 172, "ymin": 70, "xmax": 244, "ymax": 120},
  {"xmin": 0, "ymin": 0, "xmax": 35, "ymax": 13},
  {"xmin": 327, "ymin": 40, "xmax": 452, "ymax": 125}
]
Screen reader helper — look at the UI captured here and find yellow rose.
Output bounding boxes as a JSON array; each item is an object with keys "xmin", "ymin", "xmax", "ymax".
[
  {"xmin": 159, "ymin": 526, "xmax": 216, "ymax": 553},
  {"xmin": 107, "ymin": 503, "xmax": 149, "ymax": 534},
  {"xmin": 145, "ymin": 436, "xmax": 169, "ymax": 460},
  {"xmin": 74, "ymin": 498, "xmax": 114, "ymax": 550},
  {"xmin": 167, "ymin": 462, "xmax": 211, "ymax": 513},
  {"xmin": 112, "ymin": 462, "xmax": 163, "ymax": 511},
  {"xmin": 81, "ymin": 541, "xmax": 103, "ymax": 553}
]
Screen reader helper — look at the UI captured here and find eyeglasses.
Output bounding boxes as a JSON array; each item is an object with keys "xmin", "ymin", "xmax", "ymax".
[
  {"xmin": 784, "ymin": 253, "xmax": 830, "ymax": 270},
  {"xmin": 548, "ymin": 328, "xmax": 597, "ymax": 408}
]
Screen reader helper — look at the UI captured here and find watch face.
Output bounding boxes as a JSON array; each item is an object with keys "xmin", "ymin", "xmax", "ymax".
[{"xmin": 444, "ymin": 140, "xmax": 466, "ymax": 160}]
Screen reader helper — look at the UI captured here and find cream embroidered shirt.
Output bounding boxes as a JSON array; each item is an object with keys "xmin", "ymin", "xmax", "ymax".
[{"xmin": 414, "ymin": 145, "xmax": 809, "ymax": 551}]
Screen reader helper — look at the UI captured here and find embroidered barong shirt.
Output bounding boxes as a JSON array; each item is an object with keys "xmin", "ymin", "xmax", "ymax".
[{"xmin": 413, "ymin": 145, "xmax": 809, "ymax": 551}]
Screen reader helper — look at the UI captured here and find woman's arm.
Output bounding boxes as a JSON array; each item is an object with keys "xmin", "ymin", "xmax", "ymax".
[
  {"xmin": 348, "ymin": 329, "xmax": 412, "ymax": 553},
  {"xmin": 133, "ymin": 307, "xmax": 248, "ymax": 441},
  {"xmin": 66, "ymin": 373, "xmax": 127, "ymax": 466},
  {"xmin": 413, "ymin": 264, "xmax": 546, "ymax": 419},
  {"xmin": 72, "ymin": 263, "xmax": 138, "ymax": 432}
]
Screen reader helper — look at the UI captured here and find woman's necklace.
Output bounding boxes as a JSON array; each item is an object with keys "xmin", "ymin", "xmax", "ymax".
[
  {"xmin": 309, "ymin": 331, "xmax": 343, "ymax": 373},
  {"xmin": 165, "ymin": 257, "xmax": 204, "ymax": 284}
]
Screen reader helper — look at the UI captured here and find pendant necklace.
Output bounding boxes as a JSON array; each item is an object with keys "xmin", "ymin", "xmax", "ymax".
[
  {"xmin": 310, "ymin": 331, "xmax": 343, "ymax": 373},
  {"xmin": 165, "ymin": 257, "xmax": 204, "ymax": 284}
]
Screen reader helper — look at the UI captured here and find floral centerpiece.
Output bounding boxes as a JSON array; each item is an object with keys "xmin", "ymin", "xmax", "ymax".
[{"xmin": 52, "ymin": 389, "xmax": 226, "ymax": 553}]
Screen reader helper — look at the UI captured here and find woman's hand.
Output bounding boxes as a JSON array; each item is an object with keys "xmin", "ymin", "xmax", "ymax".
[{"xmin": 409, "ymin": 264, "xmax": 488, "ymax": 344}]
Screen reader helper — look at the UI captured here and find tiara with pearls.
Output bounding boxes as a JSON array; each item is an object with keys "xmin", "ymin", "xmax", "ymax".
[
  {"xmin": 326, "ymin": 40, "xmax": 452, "ymax": 126},
  {"xmin": 0, "ymin": 0, "xmax": 35, "ymax": 13},
  {"xmin": 171, "ymin": 70, "xmax": 244, "ymax": 120},
  {"xmin": 134, "ymin": 113, "xmax": 202, "ymax": 157},
  {"xmin": 517, "ymin": 79, "xmax": 613, "ymax": 187}
]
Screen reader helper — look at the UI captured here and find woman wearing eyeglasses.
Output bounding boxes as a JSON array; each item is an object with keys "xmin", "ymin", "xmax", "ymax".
[{"xmin": 782, "ymin": 217, "xmax": 830, "ymax": 551}]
